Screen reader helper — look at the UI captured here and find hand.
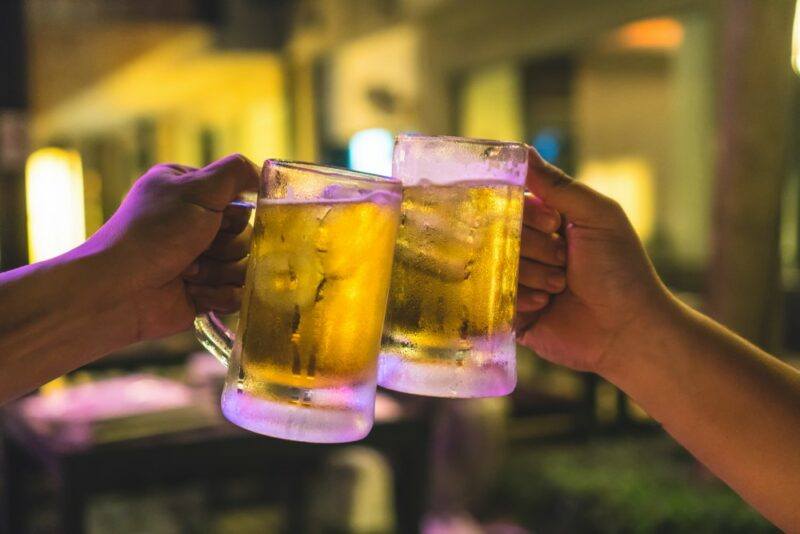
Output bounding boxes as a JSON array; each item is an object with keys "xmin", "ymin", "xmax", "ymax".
[
  {"xmin": 85, "ymin": 154, "xmax": 259, "ymax": 341},
  {"xmin": 515, "ymin": 148, "xmax": 670, "ymax": 373}
]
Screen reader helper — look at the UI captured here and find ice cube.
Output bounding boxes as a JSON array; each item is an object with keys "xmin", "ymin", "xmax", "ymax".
[
  {"xmin": 394, "ymin": 236, "xmax": 475, "ymax": 281},
  {"xmin": 394, "ymin": 202, "xmax": 480, "ymax": 282},
  {"xmin": 253, "ymin": 252, "xmax": 323, "ymax": 310},
  {"xmin": 315, "ymin": 202, "xmax": 393, "ymax": 279}
]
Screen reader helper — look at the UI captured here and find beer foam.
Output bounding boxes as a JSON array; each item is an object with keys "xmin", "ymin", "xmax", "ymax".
[
  {"xmin": 409, "ymin": 178, "xmax": 523, "ymax": 189},
  {"xmin": 393, "ymin": 135, "xmax": 528, "ymax": 187},
  {"xmin": 398, "ymin": 172, "xmax": 526, "ymax": 187},
  {"xmin": 260, "ymin": 188, "xmax": 401, "ymax": 206}
]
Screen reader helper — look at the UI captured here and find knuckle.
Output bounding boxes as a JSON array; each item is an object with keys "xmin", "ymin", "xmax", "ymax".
[
  {"xmin": 528, "ymin": 154, "xmax": 550, "ymax": 173},
  {"xmin": 547, "ymin": 165, "xmax": 573, "ymax": 189},
  {"xmin": 228, "ymin": 153, "xmax": 251, "ymax": 171},
  {"xmin": 600, "ymin": 196, "xmax": 626, "ymax": 218},
  {"xmin": 150, "ymin": 163, "xmax": 173, "ymax": 173},
  {"xmin": 135, "ymin": 171, "xmax": 173, "ymax": 194}
]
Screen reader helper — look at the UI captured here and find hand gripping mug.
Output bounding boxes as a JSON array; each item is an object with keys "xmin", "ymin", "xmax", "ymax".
[{"xmin": 196, "ymin": 161, "xmax": 402, "ymax": 443}]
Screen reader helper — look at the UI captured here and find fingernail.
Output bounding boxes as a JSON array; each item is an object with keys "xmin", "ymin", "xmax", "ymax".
[
  {"xmin": 556, "ymin": 247, "xmax": 566, "ymax": 263},
  {"xmin": 533, "ymin": 292, "xmax": 549, "ymax": 304},
  {"xmin": 547, "ymin": 272, "xmax": 566, "ymax": 290}
]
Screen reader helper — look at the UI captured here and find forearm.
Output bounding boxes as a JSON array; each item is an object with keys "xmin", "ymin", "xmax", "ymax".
[
  {"xmin": 604, "ymin": 294, "xmax": 800, "ymax": 530},
  {"xmin": 0, "ymin": 247, "xmax": 138, "ymax": 403}
]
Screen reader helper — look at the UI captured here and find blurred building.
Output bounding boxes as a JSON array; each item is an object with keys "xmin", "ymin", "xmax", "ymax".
[{"xmin": 16, "ymin": 2, "xmax": 798, "ymax": 345}]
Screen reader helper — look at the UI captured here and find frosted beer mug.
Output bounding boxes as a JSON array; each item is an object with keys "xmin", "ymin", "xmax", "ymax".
[
  {"xmin": 195, "ymin": 161, "xmax": 401, "ymax": 443},
  {"xmin": 379, "ymin": 135, "xmax": 527, "ymax": 398}
]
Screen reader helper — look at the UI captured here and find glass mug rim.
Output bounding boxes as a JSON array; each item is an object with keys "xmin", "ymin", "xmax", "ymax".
[
  {"xmin": 263, "ymin": 159, "xmax": 402, "ymax": 190},
  {"xmin": 395, "ymin": 133, "xmax": 528, "ymax": 150}
]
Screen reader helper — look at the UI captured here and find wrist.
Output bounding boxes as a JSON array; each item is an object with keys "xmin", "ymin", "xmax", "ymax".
[
  {"xmin": 52, "ymin": 243, "xmax": 141, "ymax": 347},
  {"xmin": 0, "ymin": 245, "xmax": 141, "ymax": 397},
  {"xmin": 596, "ymin": 285, "xmax": 686, "ymax": 386}
]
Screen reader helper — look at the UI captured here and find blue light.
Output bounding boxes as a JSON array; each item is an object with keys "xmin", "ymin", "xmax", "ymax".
[
  {"xmin": 349, "ymin": 128, "xmax": 394, "ymax": 176},
  {"xmin": 531, "ymin": 129, "xmax": 562, "ymax": 164}
]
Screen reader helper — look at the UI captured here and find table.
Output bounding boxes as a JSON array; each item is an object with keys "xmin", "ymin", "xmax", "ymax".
[{"xmin": 1, "ymin": 399, "xmax": 430, "ymax": 533}]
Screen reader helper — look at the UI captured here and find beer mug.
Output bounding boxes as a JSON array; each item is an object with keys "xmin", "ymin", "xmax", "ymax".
[
  {"xmin": 379, "ymin": 135, "xmax": 527, "ymax": 398},
  {"xmin": 196, "ymin": 161, "xmax": 402, "ymax": 443}
]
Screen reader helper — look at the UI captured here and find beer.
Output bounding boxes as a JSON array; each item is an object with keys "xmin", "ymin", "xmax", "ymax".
[
  {"xmin": 195, "ymin": 160, "xmax": 402, "ymax": 442},
  {"xmin": 233, "ymin": 194, "xmax": 399, "ymax": 395},
  {"xmin": 380, "ymin": 180, "xmax": 523, "ymax": 395}
]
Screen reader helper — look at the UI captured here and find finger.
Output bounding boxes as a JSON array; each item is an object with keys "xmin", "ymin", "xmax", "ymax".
[
  {"xmin": 220, "ymin": 202, "xmax": 253, "ymax": 234},
  {"xmin": 186, "ymin": 284, "xmax": 243, "ymax": 315},
  {"xmin": 523, "ymin": 194, "xmax": 561, "ymax": 233},
  {"xmin": 515, "ymin": 310, "xmax": 542, "ymax": 339},
  {"xmin": 204, "ymin": 224, "xmax": 253, "ymax": 261},
  {"xmin": 521, "ymin": 226, "xmax": 565, "ymax": 267},
  {"xmin": 179, "ymin": 154, "xmax": 261, "ymax": 212},
  {"xmin": 516, "ymin": 286, "xmax": 550, "ymax": 312},
  {"xmin": 183, "ymin": 256, "xmax": 248, "ymax": 286},
  {"xmin": 161, "ymin": 163, "xmax": 197, "ymax": 174},
  {"xmin": 182, "ymin": 261, "xmax": 200, "ymax": 277},
  {"xmin": 525, "ymin": 146, "xmax": 619, "ymax": 227},
  {"xmin": 519, "ymin": 258, "xmax": 566, "ymax": 293}
]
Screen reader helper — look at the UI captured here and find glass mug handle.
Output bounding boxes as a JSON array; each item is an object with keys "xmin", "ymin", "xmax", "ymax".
[
  {"xmin": 194, "ymin": 313, "xmax": 234, "ymax": 366},
  {"xmin": 193, "ymin": 198, "xmax": 255, "ymax": 367}
]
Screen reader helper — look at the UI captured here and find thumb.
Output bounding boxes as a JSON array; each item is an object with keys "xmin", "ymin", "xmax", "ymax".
[
  {"xmin": 525, "ymin": 146, "xmax": 618, "ymax": 226},
  {"xmin": 180, "ymin": 154, "xmax": 260, "ymax": 212}
]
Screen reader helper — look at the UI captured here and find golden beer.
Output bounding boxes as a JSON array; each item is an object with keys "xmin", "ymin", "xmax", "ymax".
[
  {"xmin": 195, "ymin": 160, "xmax": 402, "ymax": 442},
  {"xmin": 236, "ymin": 197, "xmax": 398, "ymax": 393},
  {"xmin": 380, "ymin": 180, "xmax": 523, "ymax": 392},
  {"xmin": 377, "ymin": 133, "xmax": 527, "ymax": 398}
]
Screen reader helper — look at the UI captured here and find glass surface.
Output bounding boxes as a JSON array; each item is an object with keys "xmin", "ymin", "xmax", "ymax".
[
  {"xmin": 200, "ymin": 161, "xmax": 401, "ymax": 443},
  {"xmin": 379, "ymin": 135, "xmax": 527, "ymax": 398}
]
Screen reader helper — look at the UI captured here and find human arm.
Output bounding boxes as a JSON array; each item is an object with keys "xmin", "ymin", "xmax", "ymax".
[
  {"xmin": 516, "ymin": 147, "xmax": 800, "ymax": 530},
  {"xmin": 0, "ymin": 154, "xmax": 258, "ymax": 404}
]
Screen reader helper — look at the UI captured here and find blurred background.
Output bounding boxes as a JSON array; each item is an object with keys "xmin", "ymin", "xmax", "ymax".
[{"xmin": 0, "ymin": 0, "xmax": 797, "ymax": 532}]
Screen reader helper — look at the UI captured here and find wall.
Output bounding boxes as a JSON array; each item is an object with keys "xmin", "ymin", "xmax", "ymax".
[
  {"xmin": 458, "ymin": 63, "xmax": 524, "ymax": 142},
  {"xmin": 574, "ymin": 52, "xmax": 671, "ymax": 246}
]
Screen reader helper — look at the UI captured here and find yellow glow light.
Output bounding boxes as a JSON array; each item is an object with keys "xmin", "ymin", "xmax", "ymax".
[
  {"xmin": 611, "ymin": 17, "xmax": 684, "ymax": 51},
  {"xmin": 25, "ymin": 148, "xmax": 86, "ymax": 262},
  {"xmin": 578, "ymin": 158, "xmax": 655, "ymax": 240},
  {"xmin": 460, "ymin": 63, "xmax": 523, "ymax": 142},
  {"xmin": 33, "ymin": 28, "xmax": 289, "ymax": 165}
]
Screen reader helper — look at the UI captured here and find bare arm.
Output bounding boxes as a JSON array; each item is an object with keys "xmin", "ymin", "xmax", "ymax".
[
  {"xmin": 0, "ymin": 154, "xmax": 258, "ymax": 404},
  {"xmin": 0, "ymin": 247, "xmax": 138, "ymax": 402},
  {"xmin": 606, "ymin": 295, "xmax": 800, "ymax": 530},
  {"xmin": 517, "ymin": 147, "xmax": 800, "ymax": 530}
]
